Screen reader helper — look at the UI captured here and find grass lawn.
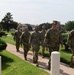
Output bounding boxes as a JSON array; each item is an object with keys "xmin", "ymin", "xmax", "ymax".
[
  {"xmin": 0, "ymin": 34, "xmax": 72, "ymax": 65},
  {"xmin": 0, "ymin": 35, "xmax": 15, "ymax": 45},
  {"xmin": 0, "ymin": 50, "xmax": 49, "ymax": 75}
]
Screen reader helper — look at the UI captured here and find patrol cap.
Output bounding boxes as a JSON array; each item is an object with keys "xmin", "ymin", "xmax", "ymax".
[{"xmin": 52, "ymin": 20, "xmax": 58, "ymax": 25}]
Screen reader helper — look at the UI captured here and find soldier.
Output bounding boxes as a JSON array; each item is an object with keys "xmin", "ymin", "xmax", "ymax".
[
  {"xmin": 30, "ymin": 26, "xmax": 41, "ymax": 66},
  {"xmin": 14, "ymin": 26, "xmax": 22, "ymax": 52},
  {"xmin": 68, "ymin": 29, "xmax": 74, "ymax": 68},
  {"xmin": 21, "ymin": 27, "xmax": 30, "ymax": 60},
  {"xmin": 40, "ymin": 25, "xmax": 46, "ymax": 58},
  {"xmin": 44, "ymin": 20, "xmax": 63, "ymax": 70}
]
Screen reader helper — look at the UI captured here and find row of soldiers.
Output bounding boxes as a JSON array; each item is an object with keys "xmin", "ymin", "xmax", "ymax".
[{"xmin": 13, "ymin": 20, "xmax": 74, "ymax": 69}]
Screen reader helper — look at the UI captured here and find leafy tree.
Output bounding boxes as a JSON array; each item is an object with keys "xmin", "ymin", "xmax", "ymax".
[
  {"xmin": 1, "ymin": 12, "xmax": 18, "ymax": 32},
  {"xmin": 39, "ymin": 22, "xmax": 52, "ymax": 31},
  {"xmin": 0, "ymin": 22, "xmax": 2, "ymax": 31},
  {"xmin": 25, "ymin": 24, "xmax": 33, "ymax": 31},
  {"xmin": 64, "ymin": 21, "xmax": 74, "ymax": 31}
]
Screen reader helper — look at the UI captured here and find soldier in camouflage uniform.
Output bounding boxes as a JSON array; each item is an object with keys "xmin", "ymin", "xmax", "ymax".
[
  {"xmin": 14, "ymin": 26, "xmax": 22, "ymax": 52},
  {"xmin": 30, "ymin": 26, "xmax": 41, "ymax": 66},
  {"xmin": 68, "ymin": 29, "xmax": 74, "ymax": 68},
  {"xmin": 21, "ymin": 27, "xmax": 30, "ymax": 60},
  {"xmin": 44, "ymin": 20, "xmax": 63, "ymax": 70},
  {"xmin": 40, "ymin": 25, "xmax": 46, "ymax": 58}
]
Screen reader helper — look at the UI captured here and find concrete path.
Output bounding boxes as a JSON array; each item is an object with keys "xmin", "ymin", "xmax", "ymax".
[{"xmin": 6, "ymin": 43, "xmax": 74, "ymax": 75}]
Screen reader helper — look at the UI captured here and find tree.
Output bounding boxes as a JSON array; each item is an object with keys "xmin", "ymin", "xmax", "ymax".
[
  {"xmin": 39, "ymin": 22, "xmax": 52, "ymax": 31},
  {"xmin": 64, "ymin": 21, "xmax": 74, "ymax": 31},
  {"xmin": 0, "ymin": 22, "xmax": 2, "ymax": 31},
  {"xmin": 1, "ymin": 12, "xmax": 18, "ymax": 32},
  {"xmin": 25, "ymin": 24, "xmax": 33, "ymax": 31}
]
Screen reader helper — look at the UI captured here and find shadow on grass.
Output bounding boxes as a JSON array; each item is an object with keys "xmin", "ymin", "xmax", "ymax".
[
  {"xmin": 60, "ymin": 57, "xmax": 70, "ymax": 65},
  {"xmin": 0, "ymin": 54, "xmax": 14, "ymax": 70},
  {"xmin": 39, "ymin": 50, "xmax": 71, "ymax": 65},
  {"xmin": 61, "ymin": 48, "xmax": 72, "ymax": 54}
]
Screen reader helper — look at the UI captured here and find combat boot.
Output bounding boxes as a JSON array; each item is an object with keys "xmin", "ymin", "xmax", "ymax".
[
  {"xmin": 42, "ymin": 56, "xmax": 44, "ymax": 58},
  {"xmin": 24, "ymin": 56, "xmax": 27, "ymax": 60},
  {"xmin": 17, "ymin": 49, "xmax": 19, "ymax": 52},
  {"xmin": 36, "ymin": 62, "xmax": 39, "ymax": 67},
  {"xmin": 33, "ymin": 60, "xmax": 37, "ymax": 63},
  {"xmin": 16, "ymin": 48, "xmax": 19, "ymax": 52}
]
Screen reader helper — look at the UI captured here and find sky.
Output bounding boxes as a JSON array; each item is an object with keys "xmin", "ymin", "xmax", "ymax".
[{"xmin": 0, "ymin": 0, "xmax": 74, "ymax": 25}]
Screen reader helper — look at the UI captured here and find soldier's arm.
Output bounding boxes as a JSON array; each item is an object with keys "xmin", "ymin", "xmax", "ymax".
[
  {"xmin": 29, "ymin": 33, "xmax": 31, "ymax": 47},
  {"xmin": 30, "ymin": 33, "xmax": 34, "ymax": 45},
  {"xmin": 59, "ymin": 32, "xmax": 64, "ymax": 47},
  {"xmin": 67, "ymin": 33, "xmax": 72, "ymax": 47},
  {"xmin": 20, "ymin": 34, "xmax": 23, "ymax": 46},
  {"xmin": 39, "ymin": 32, "xmax": 43, "ymax": 45},
  {"xmin": 44, "ymin": 30, "xmax": 50, "ymax": 47},
  {"xmin": 13, "ymin": 32, "xmax": 16, "ymax": 41}
]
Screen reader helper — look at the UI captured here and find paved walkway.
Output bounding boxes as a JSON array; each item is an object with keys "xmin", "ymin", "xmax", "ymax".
[{"xmin": 6, "ymin": 43, "xmax": 74, "ymax": 75}]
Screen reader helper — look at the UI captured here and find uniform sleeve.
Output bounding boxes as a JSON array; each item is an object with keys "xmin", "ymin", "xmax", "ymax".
[
  {"xmin": 59, "ymin": 32, "xmax": 63, "ymax": 45},
  {"xmin": 44, "ymin": 30, "xmax": 50, "ymax": 46},
  {"xmin": 13, "ymin": 31, "xmax": 16, "ymax": 40},
  {"xmin": 20, "ymin": 33, "xmax": 23, "ymax": 43},
  {"xmin": 29, "ymin": 33, "xmax": 31, "ymax": 44},
  {"xmin": 67, "ymin": 32, "xmax": 72, "ymax": 47},
  {"xmin": 30, "ymin": 33, "xmax": 34, "ymax": 44}
]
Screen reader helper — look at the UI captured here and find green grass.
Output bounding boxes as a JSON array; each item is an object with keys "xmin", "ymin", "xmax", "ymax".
[
  {"xmin": 60, "ymin": 48, "xmax": 72, "ymax": 64},
  {"xmin": 0, "ymin": 50, "xmax": 49, "ymax": 75},
  {"xmin": 0, "ymin": 35, "xmax": 15, "ymax": 45}
]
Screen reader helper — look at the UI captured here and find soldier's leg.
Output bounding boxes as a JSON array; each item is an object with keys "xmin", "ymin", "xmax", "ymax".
[
  {"xmin": 70, "ymin": 48, "xmax": 74, "ymax": 68},
  {"xmin": 33, "ymin": 47, "xmax": 36, "ymax": 63},
  {"xmin": 54, "ymin": 45, "xmax": 59, "ymax": 51},
  {"xmin": 26, "ymin": 47, "xmax": 29, "ymax": 60},
  {"xmin": 42, "ymin": 46, "xmax": 45, "ymax": 58},
  {"xmin": 16, "ymin": 41, "xmax": 20, "ymax": 52},
  {"xmin": 35, "ymin": 48, "xmax": 39, "ymax": 67},
  {"xmin": 33, "ymin": 49, "xmax": 39, "ymax": 63},
  {"xmin": 48, "ymin": 47, "xmax": 53, "ymax": 70},
  {"xmin": 33, "ymin": 45, "xmax": 39, "ymax": 66},
  {"xmin": 70, "ymin": 55, "xmax": 73, "ymax": 68},
  {"xmin": 23, "ymin": 46, "xmax": 27, "ymax": 60}
]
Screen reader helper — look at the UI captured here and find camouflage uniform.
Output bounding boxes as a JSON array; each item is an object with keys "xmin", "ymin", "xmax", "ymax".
[
  {"xmin": 30, "ymin": 26, "xmax": 41, "ymax": 66},
  {"xmin": 68, "ymin": 29, "xmax": 74, "ymax": 67},
  {"xmin": 40, "ymin": 26, "xmax": 46, "ymax": 58},
  {"xmin": 14, "ymin": 29, "xmax": 22, "ymax": 52},
  {"xmin": 21, "ymin": 28, "xmax": 30, "ymax": 60},
  {"xmin": 44, "ymin": 21, "xmax": 63, "ymax": 69}
]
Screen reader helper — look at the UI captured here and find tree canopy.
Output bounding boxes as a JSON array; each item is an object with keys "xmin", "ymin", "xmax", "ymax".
[
  {"xmin": 1, "ymin": 12, "xmax": 18, "ymax": 32},
  {"xmin": 64, "ymin": 21, "xmax": 74, "ymax": 31}
]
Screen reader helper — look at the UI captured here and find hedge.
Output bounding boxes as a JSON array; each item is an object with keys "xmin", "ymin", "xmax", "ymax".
[{"xmin": 0, "ymin": 39, "xmax": 7, "ymax": 51}]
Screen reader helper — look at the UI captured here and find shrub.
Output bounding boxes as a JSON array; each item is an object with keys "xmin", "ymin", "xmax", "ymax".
[
  {"xmin": 11, "ymin": 32, "xmax": 14, "ymax": 36},
  {"xmin": 0, "ymin": 39, "xmax": 7, "ymax": 51},
  {"xmin": 0, "ymin": 31, "xmax": 7, "ymax": 37}
]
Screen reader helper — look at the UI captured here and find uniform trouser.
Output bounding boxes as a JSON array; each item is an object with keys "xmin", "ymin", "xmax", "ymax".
[
  {"xmin": 32, "ymin": 44, "xmax": 40, "ymax": 63},
  {"xmin": 71, "ymin": 48, "xmax": 74, "ymax": 55},
  {"xmin": 23, "ymin": 45, "xmax": 29, "ymax": 58},
  {"xmin": 70, "ymin": 48, "xmax": 74, "ymax": 67},
  {"xmin": 15, "ymin": 40, "xmax": 20, "ymax": 51},
  {"xmin": 48, "ymin": 46, "xmax": 59, "ymax": 66},
  {"xmin": 42, "ymin": 46, "xmax": 45, "ymax": 57}
]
